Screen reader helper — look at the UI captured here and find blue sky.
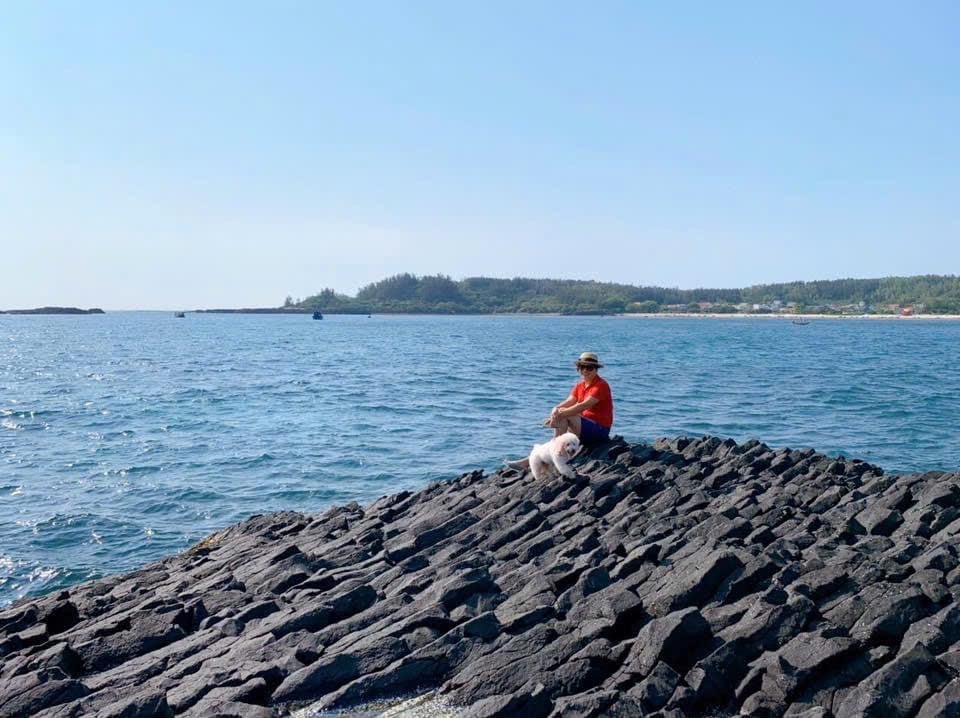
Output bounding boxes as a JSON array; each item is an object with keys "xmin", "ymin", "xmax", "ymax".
[{"xmin": 2, "ymin": 2, "xmax": 957, "ymax": 309}]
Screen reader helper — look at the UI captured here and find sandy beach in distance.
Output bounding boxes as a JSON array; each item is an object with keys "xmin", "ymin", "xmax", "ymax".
[{"xmin": 622, "ymin": 313, "xmax": 960, "ymax": 320}]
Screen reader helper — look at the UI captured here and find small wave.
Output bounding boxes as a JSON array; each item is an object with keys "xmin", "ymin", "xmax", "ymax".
[
  {"xmin": 348, "ymin": 422, "xmax": 381, "ymax": 432},
  {"xmin": 11, "ymin": 420, "xmax": 51, "ymax": 432},
  {"xmin": 141, "ymin": 501, "xmax": 181, "ymax": 515},
  {"xmin": 28, "ymin": 565, "xmax": 61, "ymax": 585},
  {"xmin": 873, "ymin": 406, "xmax": 913, "ymax": 420},
  {"xmin": 122, "ymin": 464, "xmax": 163, "ymax": 475},
  {"xmin": 1, "ymin": 562, "xmax": 85, "ymax": 605},
  {"xmin": 245, "ymin": 452, "xmax": 276, "ymax": 467},
  {"xmin": 64, "ymin": 460, "xmax": 99, "ymax": 470},
  {"xmin": 6, "ymin": 408, "xmax": 61, "ymax": 419},
  {"xmin": 358, "ymin": 404, "xmax": 419, "ymax": 415},
  {"xmin": 466, "ymin": 396, "xmax": 505, "ymax": 408},
  {"xmin": 210, "ymin": 453, "xmax": 278, "ymax": 470},
  {"xmin": 173, "ymin": 487, "xmax": 228, "ymax": 502},
  {"xmin": 295, "ymin": 691, "xmax": 464, "ymax": 717}
]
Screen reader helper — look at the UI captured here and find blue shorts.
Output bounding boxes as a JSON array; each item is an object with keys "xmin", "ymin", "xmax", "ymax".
[{"xmin": 579, "ymin": 417, "xmax": 610, "ymax": 447}]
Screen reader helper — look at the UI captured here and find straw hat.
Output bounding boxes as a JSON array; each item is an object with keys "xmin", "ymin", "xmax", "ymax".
[{"xmin": 575, "ymin": 352, "xmax": 604, "ymax": 368}]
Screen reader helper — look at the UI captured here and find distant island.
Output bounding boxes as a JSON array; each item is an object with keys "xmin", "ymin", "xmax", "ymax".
[
  {"xmin": 203, "ymin": 273, "xmax": 960, "ymax": 316},
  {"xmin": 0, "ymin": 307, "xmax": 105, "ymax": 315}
]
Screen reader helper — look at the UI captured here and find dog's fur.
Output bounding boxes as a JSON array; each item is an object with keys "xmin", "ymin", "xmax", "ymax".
[{"xmin": 528, "ymin": 431, "xmax": 581, "ymax": 480}]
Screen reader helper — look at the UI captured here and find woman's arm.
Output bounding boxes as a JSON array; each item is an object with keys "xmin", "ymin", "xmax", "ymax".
[
  {"xmin": 555, "ymin": 395, "xmax": 598, "ymax": 418},
  {"xmin": 546, "ymin": 393, "xmax": 578, "ymax": 424},
  {"xmin": 553, "ymin": 394, "xmax": 577, "ymax": 412}
]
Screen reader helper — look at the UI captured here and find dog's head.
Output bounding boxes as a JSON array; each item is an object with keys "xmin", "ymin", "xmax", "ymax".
[{"xmin": 554, "ymin": 432, "xmax": 581, "ymax": 458}]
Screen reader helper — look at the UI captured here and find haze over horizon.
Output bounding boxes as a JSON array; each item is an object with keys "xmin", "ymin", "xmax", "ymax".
[{"xmin": 3, "ymin": 2, "xmax": 958, "ymax": 310}]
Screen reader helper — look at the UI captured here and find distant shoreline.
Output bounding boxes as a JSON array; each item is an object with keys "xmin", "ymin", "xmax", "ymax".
[
  {"xmin": 194, "ymin": 308, "xmax": 311, "ymax": 314},
  {"xmin": 621, "ymin": 312, "xmax": 960, "ymax": 320},
  {"xmin": 5, "ymin": 308, "xmax": 959, "ymax": 320},
  {"xmin": 0, "ymin": 307, "xmax": 104, "ymax": 315},
  {"xmin": 197, "ymin": 310, "xmax": 959, "ymax": 319}
]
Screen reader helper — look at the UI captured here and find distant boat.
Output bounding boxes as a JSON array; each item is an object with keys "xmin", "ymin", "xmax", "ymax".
[
  {"xmin": 312, "ymin": 311, "xmax": 323, "ymax": 320},
  {"xmin": 792, "ymin": 319, "xmax": 809, "ymax": 325},
  {"xmin": 174, "ymin": 312, "xmax": 185, "ymax": 318}
]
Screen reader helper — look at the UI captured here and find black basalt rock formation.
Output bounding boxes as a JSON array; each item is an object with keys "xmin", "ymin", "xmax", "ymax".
[{"xmin": 4, "ymin": 436, "xmax": 960, "ymax": 717}]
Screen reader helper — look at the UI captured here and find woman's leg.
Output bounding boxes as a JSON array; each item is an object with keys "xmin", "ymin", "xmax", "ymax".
[{"xmin": 550, "ymin": 414, "xmax": 581, "ymax": 437}]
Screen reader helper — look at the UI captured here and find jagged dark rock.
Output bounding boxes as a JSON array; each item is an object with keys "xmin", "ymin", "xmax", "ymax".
[{"xmin": 3, "ymin": 435, "xmax": 960, "ymax": 716}]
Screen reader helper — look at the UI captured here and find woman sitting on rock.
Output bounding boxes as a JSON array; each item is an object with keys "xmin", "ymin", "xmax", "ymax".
[
  {"xmin": 507, "ymin": 351, "xmax": 615, "ymax": 472},
  {"xmin": 544, "ymin": 351, "xmax": 614, "ymax": 447}
]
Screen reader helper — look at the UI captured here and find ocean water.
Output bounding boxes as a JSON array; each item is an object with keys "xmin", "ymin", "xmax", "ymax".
[{"xmin": 2, "ymin": 312, "xmax": 959, "ymax": 606}]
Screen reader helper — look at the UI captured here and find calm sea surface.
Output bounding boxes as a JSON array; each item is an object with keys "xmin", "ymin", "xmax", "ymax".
[{"xmin": 2, "ymin": 312, "xmax": 959, "ymax": 605}]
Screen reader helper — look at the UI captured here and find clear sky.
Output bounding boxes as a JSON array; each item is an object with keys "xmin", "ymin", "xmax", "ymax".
[{"xmin": 2, "ymin": 2, "xmax": 957, "ymax": 309}]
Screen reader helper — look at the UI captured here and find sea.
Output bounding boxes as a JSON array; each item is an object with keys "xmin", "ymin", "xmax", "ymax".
[{"xmin": 2, "ymin": 312, "xmax": 959, "ymax": 607}]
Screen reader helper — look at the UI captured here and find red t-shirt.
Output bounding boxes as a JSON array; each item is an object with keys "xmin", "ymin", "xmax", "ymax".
[{"xmin": 572, "ymin": 376, "xmax": 614, "ymax": 428}]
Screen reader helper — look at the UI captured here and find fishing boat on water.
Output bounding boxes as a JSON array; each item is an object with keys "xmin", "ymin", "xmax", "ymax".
[{"xmin": 312, "ymin": 311, "xmax": 323, "ymax": 320}]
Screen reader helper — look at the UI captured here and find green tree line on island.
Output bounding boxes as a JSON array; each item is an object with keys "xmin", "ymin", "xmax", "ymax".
[{"xmin": 285, "ymin": 273, "xmax": 960, "ymax": 315}]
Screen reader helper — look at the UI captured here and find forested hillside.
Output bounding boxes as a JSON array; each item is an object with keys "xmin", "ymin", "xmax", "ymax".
[{"xmin": 290, "ymin": 273, "xmax": 960, "ymax": 315}]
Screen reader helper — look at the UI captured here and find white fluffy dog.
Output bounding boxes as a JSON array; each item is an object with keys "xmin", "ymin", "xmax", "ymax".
[{"xmin": 528, "ymin": 432, "xmax": 581, "ymax": 480}]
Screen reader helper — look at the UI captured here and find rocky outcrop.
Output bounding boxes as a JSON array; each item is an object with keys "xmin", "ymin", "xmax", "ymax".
[{"xmin": 4, "ymin": 436, "xmax": 960, "ymax": 717}]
